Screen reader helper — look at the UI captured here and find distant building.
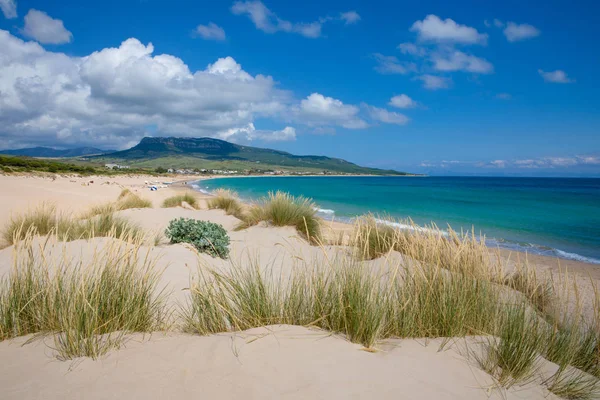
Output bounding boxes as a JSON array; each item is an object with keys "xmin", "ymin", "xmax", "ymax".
[{"xmin": 104, "ymin": 163, "xmax": 130, "ymax": 170}]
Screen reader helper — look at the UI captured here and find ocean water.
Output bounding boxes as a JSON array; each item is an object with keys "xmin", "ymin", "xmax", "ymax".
[{"xmin": 196, "ymin": 176, "xmax": 600, "ymax": 264}]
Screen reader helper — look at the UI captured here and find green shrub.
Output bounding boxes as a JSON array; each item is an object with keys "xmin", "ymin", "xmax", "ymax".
[{"xmin": 165, "ymin": 218, "xmax": 230, "ymax": 258}]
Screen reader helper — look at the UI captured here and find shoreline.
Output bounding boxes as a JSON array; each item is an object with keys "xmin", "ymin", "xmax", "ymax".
[{"xmin": 184, "ymin": 176, "xmax": 600, "ymax": 273}]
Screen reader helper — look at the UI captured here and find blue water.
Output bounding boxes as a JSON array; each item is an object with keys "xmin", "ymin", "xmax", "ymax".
[{"xmin": 196, "ymin": 176, "xmax": 600, "ymax": 264}]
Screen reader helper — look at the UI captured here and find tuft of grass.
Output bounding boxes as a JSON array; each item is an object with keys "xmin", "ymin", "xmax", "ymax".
[
  {"xmin": 162, "ymin": 193, "xmax": 198, "ymax": 209},
  {"xmin": 547, "ymin": 368, "xmax": 600, "ymax": 400},
  {"xmin": 0, "ymin": 233, "xmax": 166, "ymax": 359},
  {"xmin": 505, "ymin": 262, "xmax": 555, "ymax": 316},
  {"xmin": 2, "ymin": 204, "xmax": 144, "ymax": 246},
  {"xmin": 115, "ymin": 192, "xmax": 152, "ymax": 210},
  {"xmin": 118, "ymin": 188, "xmax": 132, "ymax": 200},
  {"xmin": 2, "ymin": 204, "xmax": 74, "ymax": 245},
  {"xmin": 236, "ymin": 191, "xmax": 321, "ymax": 244},
  {"xmin": 207, "ymin": 189, "xmax": 244, "ymax": 217},
  {"xmin": 351, "ymin": 215, "xmax": 498, "ymax": 281},
  {"xmin": 476, "ymin": 305, "xmax": 546, "ymax": 387}
]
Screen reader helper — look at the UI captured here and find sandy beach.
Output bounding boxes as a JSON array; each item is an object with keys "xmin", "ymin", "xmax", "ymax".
[{"xmin": 0, "ymin": 173, "xmax": 597, "ymax": 400}]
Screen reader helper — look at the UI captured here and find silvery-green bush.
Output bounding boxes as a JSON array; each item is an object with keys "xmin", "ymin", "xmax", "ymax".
[{"xmin": 165, "ymin": 218, "xmax": 230, "ymax": 258}]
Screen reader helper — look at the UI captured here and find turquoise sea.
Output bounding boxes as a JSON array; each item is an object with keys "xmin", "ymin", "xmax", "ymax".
[{"xmin": 195, "ymin": 176, "xmax": 600, "ymax": 264}]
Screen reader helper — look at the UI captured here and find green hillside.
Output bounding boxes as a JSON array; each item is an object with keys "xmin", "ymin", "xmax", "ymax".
[{"xmin": 95, "ymin": 137, "xmax": 409, "ymax": 175}]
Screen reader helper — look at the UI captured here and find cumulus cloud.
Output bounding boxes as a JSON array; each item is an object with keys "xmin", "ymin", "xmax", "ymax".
[
  {"xmin": 389, "ymin": 94, "xmax": 416, "ymax": 109},
  {"xmin": 195, "ymin": 22, "xmax": 226, "ymax": 41},
  {"xmin": 431, "ymin": 50, "xmax": 493, "ymax": 74},
  {"xmin": 0, "ymin": 0, "xmax": 17, "ymax": 19},
  {"xmin": 503, "ymin": 22, "xmax": 540, "ymax": 42},
  {"xmin": 0, "ymin": 30, "xmax": 299, "ymax": 148},
  {"xmin": 538, "ymin": 69, "xmax": 574, "ymax": 84},
  {"xmin": 340, "ymin": 11, "xmax": 360, "ymax": 24},
  {"xmin": 372, "ymin": 53, "xmax": 416, "ymax": 75},
  {"xmin": 295, "ymin": 93, "xmax": 368, "ymax": 129},
  {"xmin": 231, "ymin": 1, "xmax": 356, "ymax": 38},
  {"xmin": 416, "ymin": 74, "xmax": 452, "ymax": 90},
  {"xmin": 22, "ymin": 9, "xmax": 72, "ymax": 44},
  {"xmin": 410, "ymin": 15, "xmax": 487, "ymax": 45},
  {"xmin": 365, "ymin": 105, "xmax": 409, "ymax": 125},
  {"xmin": 221, "ymin": 123, "xmax": 296, "ymax": 143}
]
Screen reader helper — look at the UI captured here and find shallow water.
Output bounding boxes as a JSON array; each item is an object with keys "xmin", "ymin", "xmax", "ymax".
[{"xmin": 196, "ymin": 176, "xmax": 600, "ymax": 264}]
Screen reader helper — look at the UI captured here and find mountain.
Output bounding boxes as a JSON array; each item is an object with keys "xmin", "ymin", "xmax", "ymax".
[
  {"xmin": 98, "ymin": 137, "xmax": 409, "ymax": 175},
  {"xmin": 0, "ymin": 146, "xmax": 112, "ymax": 158}
]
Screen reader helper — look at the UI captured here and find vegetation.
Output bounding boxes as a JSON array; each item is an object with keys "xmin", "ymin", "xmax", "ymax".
[
  {"xmin": 162, "ymin": 193, "xmax": 198, "ymax": 209},
  {"xmin": 2, "ymin": 203, "xmax": 144, "ymax": 247},
  {"xmin": 207, "ymin": 189, "xmax": 243, "ymax": 217},
  {"xmin": 0, "ymin": 233, "xmax": 165, "ymax": 359},
  {"xmin": 235, "ymin": 191, "xmax": 321, "ymax": 244},
  {"xmin": 165, "ymin": 218, "xmax": 230, "ymax": 258},
  {"xmin": 82, "ymin": 189, "xmax": 152, "ymax": 219},
  {"xmin": 181, "ymin": 216, "xmax": 600, "ymax": 398},
  {"xmin": 0, "ymin": 154, "xmax": 159, "ymax": 176},
  {"xmin": 93, "ymin": 137, "xmax": 410, "ymax": 175}
]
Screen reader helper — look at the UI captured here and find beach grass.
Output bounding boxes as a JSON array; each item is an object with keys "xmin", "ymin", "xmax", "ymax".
[
  {"xmin": 0, "ymin": 232, "xmax": 166, "ymax": 359},
  {"xmin": 2, "ymin": 203, "xmax": 144, "ymax": 246},
  {"xmin": 162, "ymin": 193, "xmax": 198, "ymax": 209},
  {"xmin": 81, "ymin": 189, "xmax": 152, "ymax": 219},
  {"xmin": 207, "ymin": 189, "xmax": 244, "ymax": 217},
  {"xmin": 235, "ymin": 191, "xmax": 321, "ymax": 243},
  {"xmin": 546, "ymin": 368, "xmax": 600, "ymax": 400}
]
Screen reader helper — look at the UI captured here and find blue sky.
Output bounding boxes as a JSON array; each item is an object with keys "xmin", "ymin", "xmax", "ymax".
[{"xmin": 0, "ymin": 0, "xmax": 598, "ymax": 176}]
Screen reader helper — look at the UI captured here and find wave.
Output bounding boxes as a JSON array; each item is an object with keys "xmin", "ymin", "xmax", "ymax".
[
  {"xmin": 191, "ymin": 181, "xmax": 600, "ymax": 265},
  {"xmin": 374, "ymin": 218, "xmax": 448, "ymax": 236},
  {"xmin": 487, "ymin": 238, "xmax": 600, "ymax": 265},
  {"xmin": 314, "ymin": 207, "xmax": 335, "ymax": 215}
]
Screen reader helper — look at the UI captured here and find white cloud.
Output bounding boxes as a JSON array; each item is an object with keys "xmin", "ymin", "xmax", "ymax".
[
  {"xmin": 22, "ymin": 9, "xmax": 72, "ymax": 44},
  {"xmin": 295, "ymin": 93, "xmax": 368, "ymax": 129},
  {"xmin": 416, "ymin": 74, "xmax": 451, "ymax": 90},
  {"xmin": 398, "ymin": 42, "xmax": 426, "ymax": 57},
  {"xmin": 389, "ymin": 94, "xmax": 416, "ymax": 109},
  {"xmin": 410, "ymin": 15, "xmax": 488, "ymax": 45},
  {"xmin": 431, "ymin": 50, "xmax": 493, "ymax": 74},
  {"xmin": 372, "ymin": 53, "xmax": 416, "ymax": 75},
  {"xmin": 493, "ymin": 19, "xmax": 504, "ymax": 28},
  {"xmin": 0, "ymin": 0, "xmax": 16, "ymax": 19},
  {"xmin": 503, "ymin": 22, "xmax": 540, "ymax": 42},
  {"xmin": 231, "ymin": 1, "xmax": 354, "ymax": 38},
  {"xmin": 496, "ymin": 93, "xmax": 512, "ymax": 100},
  {"xmin": 195, "ymin": 22, "xmax": 226, "ymax": 41},
  {"xmin": 365, "ymin": 105, "xmax": 409, "ymax": 125},
  {"xmin": 538, "ymin": 69, "xmax": 574, "ymax": 83},
  {"xmin": 490, "ymin": 160, "xmax": 507, "ymax": 168},
  {"xmin": 221, "ymin": 123, "xmax": 296, "ymax": 143},
  {"xmin": 340, "ymin": 11, "xmax": 360, "ymax": 24},
  {"xmin": 0, "ymin": 30, "xmax": 298, "ymax": 148}
]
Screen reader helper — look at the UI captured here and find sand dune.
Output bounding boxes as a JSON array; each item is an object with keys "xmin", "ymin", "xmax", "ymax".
[{"xmin": 0, "ymin": 174, "xmax": 593, "ymax": 399}]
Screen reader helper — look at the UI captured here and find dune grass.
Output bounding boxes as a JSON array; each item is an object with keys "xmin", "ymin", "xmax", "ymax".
[
  {"xmin": 546, "ymin": 368, "xmax": 600, "ymax": 400},
  {"xmin": 81, "ymin": 189, "xmax": 152, "ymax": 220},
  {"xmin": 0, "ymin": 233, "xmax": 166, "ymax": 359},
  {"xmin": 162, "ymin": 193, "xmax": 198, "ymax": 209},
  {"xmin": 181, "ymin": 216, "xmax": 600, "ymax": 397},
  {"xmin": 2, "ymin": 203, "xmax": 144, "ymax": 247},
  {"xmin": 234, "ymin": 191, "xmax": 321, "ymax": 244},
  {"xmin": 351, "ymin": 215, "xmax": 497, "ymax": 280},
  {"xmin": 207, "ymin": 189, "xmax": 244, "ymax": 217}
]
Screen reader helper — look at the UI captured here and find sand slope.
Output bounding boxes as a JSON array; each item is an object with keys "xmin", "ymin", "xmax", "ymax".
[{"xmin": 0, "ymin": 326, "xmax": 559, "ymax": 400}]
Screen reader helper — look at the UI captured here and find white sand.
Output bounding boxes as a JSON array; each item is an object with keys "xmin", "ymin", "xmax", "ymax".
[{"xmin": 0, "ymin": 174, "xmax": 586, "ymax": 399}]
